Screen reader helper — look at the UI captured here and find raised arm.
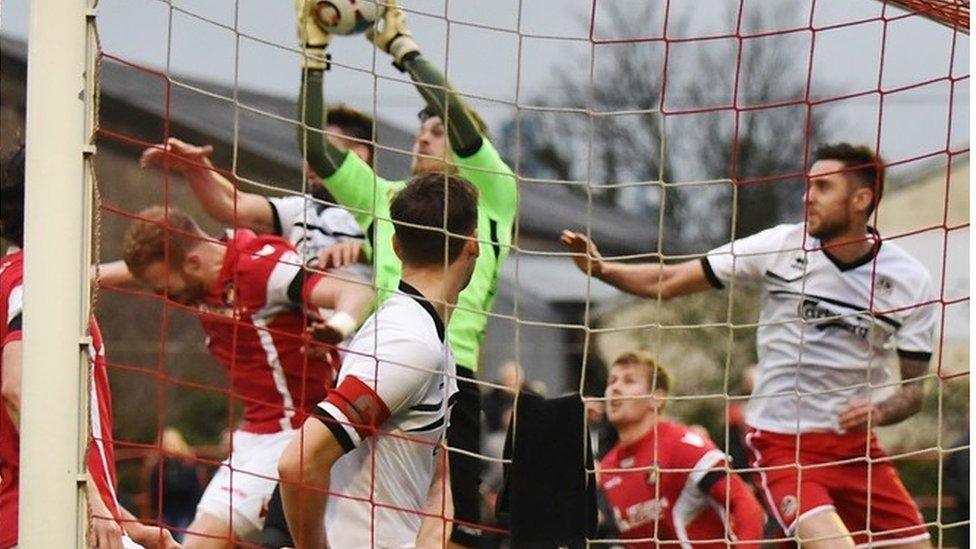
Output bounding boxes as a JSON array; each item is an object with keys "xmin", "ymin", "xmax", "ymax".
[
  {"xmin": 560, "ymin": 230, "xmax": 712, "ymax": 299},
  {"xmin": 365, "ymin": 2, "xmax": 486, "ymax": 159},
  {"xmin": 140, "ymin": 138, "xmax": 275, "ymax": 233}
]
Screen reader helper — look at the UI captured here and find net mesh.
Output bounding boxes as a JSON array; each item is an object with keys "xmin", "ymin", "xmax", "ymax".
[{"xmin": 77, "ymin": 0, "xmax": 970, "ymax": 546}]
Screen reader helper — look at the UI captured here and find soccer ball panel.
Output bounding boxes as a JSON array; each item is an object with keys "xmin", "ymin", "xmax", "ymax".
[{"xmin": 315, "ymin": 0, "xmax": 386, "ymax": 36}]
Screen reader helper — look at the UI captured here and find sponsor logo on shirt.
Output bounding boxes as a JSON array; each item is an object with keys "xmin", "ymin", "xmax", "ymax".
[
  {"xmin": 799, "ymin": 298, "xmax": 891, "ymax": 346},
  {"xmin": 779, "ymin": 495, "xmax": 798, "ymax": 522},
  {"xmin": 614, "ymin": 498, "xmax": 670, "ymax": 532}
]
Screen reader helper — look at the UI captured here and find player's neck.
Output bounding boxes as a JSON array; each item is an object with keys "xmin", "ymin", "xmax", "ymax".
[
  {"xmin": 616, "ymin": 414, "xmax": 659, "ymax": 447},
  {"xmin": 400, "ymin": 268, "xmax": 463, "ymax": 326},
  {"xmin": 198, "ymin": 241, "xmax": 227, "ymax": 288},
  {"xmin": 820, "ymin": 222, "xmax": 876, "ymax": 264}
]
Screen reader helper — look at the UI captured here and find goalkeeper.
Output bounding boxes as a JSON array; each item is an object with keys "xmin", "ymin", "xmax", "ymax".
[{"xmin": 296, "ymin": 2, "xmax": 518, "ymax": 545}]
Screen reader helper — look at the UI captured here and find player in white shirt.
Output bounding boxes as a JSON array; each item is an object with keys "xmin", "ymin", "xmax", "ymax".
[
  {"xmin": 278, "ymin": 172, "xmax": 481, "ymax": 548},
  {"xmin": 562, "ymin": 143, "xmax": 936, "ymax": 549}
]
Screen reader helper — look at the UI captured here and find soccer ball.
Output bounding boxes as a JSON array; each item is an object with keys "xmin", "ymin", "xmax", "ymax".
[{"xmin": 314, "ymin": 1, "xmax": 386, "ymax": 36}]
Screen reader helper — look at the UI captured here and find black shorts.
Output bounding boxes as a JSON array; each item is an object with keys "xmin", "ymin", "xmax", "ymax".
[{"xmin": 448, "ymin": 365, "xmax": 484, "ymax": 546}]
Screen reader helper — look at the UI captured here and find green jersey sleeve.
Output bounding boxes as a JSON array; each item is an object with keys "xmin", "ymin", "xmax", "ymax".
[
  {"xmin": 453, "ymin": 139, "xmax": 518, "ymax": 224},
  {"xmin": 321, "ymin": 151, "xmax": 397, "ymax": 233}
]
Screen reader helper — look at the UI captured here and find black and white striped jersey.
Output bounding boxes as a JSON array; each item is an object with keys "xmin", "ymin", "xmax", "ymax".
[{"xmin": 314, "ymin": 280, "xmax": 458, "ymax": 548}]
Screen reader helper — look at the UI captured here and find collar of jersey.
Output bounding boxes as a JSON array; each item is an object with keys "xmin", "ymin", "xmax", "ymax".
[
  {"xmin": 819, "ymin": 226, "xmax": 883, "ymax": 273},
  {"xmin": 397, "ymin": 280, "xmax": 446, "ymax": 343}
]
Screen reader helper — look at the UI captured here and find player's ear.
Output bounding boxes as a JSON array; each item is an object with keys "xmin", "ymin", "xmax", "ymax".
[
  {"xmin": 465, "ymin": 230, "xmax": 479, "ymax": 259},
  {"xmin": 184, "ymin": 251, "xmax": 203, "ymax": 275},
  {"xmin": 392, "ymin": 236, "xmax": 404, "ymax": 262},
  {"xmin": 651, "ymin": 388, "xmax": 668, "ymax": 413},
  {"xmin": 852, "ymin": 185, "xmax": 874, "ymax": 215}
]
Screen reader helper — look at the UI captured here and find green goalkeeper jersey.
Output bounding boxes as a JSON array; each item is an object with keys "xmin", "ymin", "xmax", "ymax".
[{"xmin": 320, "ymin": 141, "xmax": 516, "ymax": 371}]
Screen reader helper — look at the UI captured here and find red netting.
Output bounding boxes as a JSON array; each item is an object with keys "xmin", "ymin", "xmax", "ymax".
[{"xmin": 68, "ymin": 1, "xmax": 970, "ymax": 547}]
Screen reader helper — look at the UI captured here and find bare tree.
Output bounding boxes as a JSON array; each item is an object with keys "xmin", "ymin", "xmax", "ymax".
[{"xmin": 499, "ymin": 3, "xmax": 830, "ymax": 251}]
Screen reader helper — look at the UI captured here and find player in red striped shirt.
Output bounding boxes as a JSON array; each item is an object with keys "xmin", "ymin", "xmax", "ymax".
[
  {"xmin": 598, "ymin": 351, "xmax": 763, "ymax": 548},
  {"xmin": 1, "ymin": 147, "xmax": 178, "ymax": 548},
  {"xmin": 120, "ymin": 206, "xmax": 373, "ymax": 547}
]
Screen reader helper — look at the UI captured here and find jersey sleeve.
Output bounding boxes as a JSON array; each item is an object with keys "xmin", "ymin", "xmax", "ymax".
[
  {"xmin": 453, "ymin": 139, "xmax": 518, "ymax": 224},
  {"xmin": 2, "ymin": 284, "xmax": 23, "ymax": 348},
  {"xmin": 241, "ymin": 242, "xmax": 324, "ymax": 310},
  {"xmin": 314, "ymin": 320, "xmax": 439, "ymax": 453},
  {"xmin": 701, "ymin": 224, "xmax": 795, "ymax": 289},
  {"xmin": 321, "ymin": 152, "xmax": 397, "ymax": 232},
  {"xmin": 266, "ymin": 195, "xmax": 308, "ymax": 237},
  {"xmin": 895, "ymin": 275, "xmax": 938, "ymax": 361},
  {"xmin": 320, "ymin": 207, "xmax": 366, "ymax": 240}
]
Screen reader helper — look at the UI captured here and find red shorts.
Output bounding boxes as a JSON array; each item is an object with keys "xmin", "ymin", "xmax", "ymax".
[{"xmin": 745, "ymin": 429, "xmax": 929, "ymax": 547}]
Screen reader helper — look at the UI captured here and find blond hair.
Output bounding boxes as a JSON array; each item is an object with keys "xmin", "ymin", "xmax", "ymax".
[
  {"xmin": 611, "ymin": 350, "xmax": 671, "ymax": 393},
  {"xmin": 122, "ymin": 206, "xmax": 206, "ymax": 278}
]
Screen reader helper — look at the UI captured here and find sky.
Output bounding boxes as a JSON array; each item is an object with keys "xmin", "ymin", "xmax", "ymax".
[{"xmin": 1, "ymin": 0, "xmax": 969, "ymax": 176}]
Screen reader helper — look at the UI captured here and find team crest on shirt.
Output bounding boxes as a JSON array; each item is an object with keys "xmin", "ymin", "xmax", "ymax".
[
  {"xmin": 780, "ymin": 495, "xmax": 798, "ymax": 521},
  {"xmin": 790, "ymin": 255, "xmax": 807, "ymax": 271},
  {"xmin": 876, "ymin": 276, "xmax": 893, "ymax": 296},
  {"xmin": 646, "ymin": 468, "xmax": 658, "ymax": 485}
]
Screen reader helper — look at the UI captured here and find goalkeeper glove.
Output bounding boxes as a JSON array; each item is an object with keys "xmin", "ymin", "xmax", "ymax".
[
  {"xmin": 295, "ymin": 0, "xmax": 331, "ymax": 71},
  {"xmin": 366, "ymin": 0, "xmax": 420, "ymax": 71}
]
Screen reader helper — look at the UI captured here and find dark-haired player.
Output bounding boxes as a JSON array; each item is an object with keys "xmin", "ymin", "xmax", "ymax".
[
  {"xmin": 279, "ymin": 173, "xmax": 480, "ymax": 548},
  {"xmin": 564, "ymin": 144, "xmax": 937, "ymax": 548}
]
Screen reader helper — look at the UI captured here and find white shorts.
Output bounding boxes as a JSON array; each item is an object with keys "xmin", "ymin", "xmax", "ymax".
[{"xmin": 195, "ymin": 429, "xmax": 295, "ymax": 541}]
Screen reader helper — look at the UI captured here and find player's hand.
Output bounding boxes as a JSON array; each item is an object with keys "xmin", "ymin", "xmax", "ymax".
[
  {"xmin": 295, "ymin": 0, "xmax": 331, "ymax": 70},
  {"xmin": 88, "ymin": 515, "xmax": 124, "ymax": 549},
  {"xmin": 309, "ymin": 320, "xmax": 344, "ymax": 346},
  {"xmin": 317, "ymin": 241, "xmax": 365, "ymax": 270},
  {"xmin": 140, "ymin": 137, "xmax": 214, "ymax": 174},
  {"xmin": 560, "ymin": 230, "xmax": 605, "ymax": 278},
  {"xmin": 838, "ymin": 399, "xmax": 884, "ymax": 431},
  {"xmin": 366, "ymin": 0, "xmax": 420, "ymax": 69},
  {"xmin": 129, "ymin": 524, "xmax": 181, "ymax": 549}
]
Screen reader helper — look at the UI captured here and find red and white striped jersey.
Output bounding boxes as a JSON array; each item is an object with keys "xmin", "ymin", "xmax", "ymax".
[
  {"xmin": 0, "ymin": 250, "xmax": 122, "ymax": 548},
  {"xmin": 198, "ymin": 230, "xmax": 337, "ymax": 433},
  {"xmin": 0, "ymin": 250, "xmax": 24, "ymax": 549},
  {"xmin": 599, "ymin": 421, "xmax": 735, "ymax": 549}
]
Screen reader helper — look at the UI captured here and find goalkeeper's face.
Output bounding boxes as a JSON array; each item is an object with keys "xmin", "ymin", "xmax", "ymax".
[
  {"xmin": 605, "ymin": 363, "xmax": 665, "ymax": 428},
  {"xmin": 411, "ymin": 116, "xmax": 453, "ymax": 175}
]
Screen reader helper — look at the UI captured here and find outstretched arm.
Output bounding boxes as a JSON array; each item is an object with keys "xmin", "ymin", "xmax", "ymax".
[
  {"xmin": 298, "ymin": 70, "xmax": 350, "ymax": 180},
  {"xmin": 560, "ymin": 230, "xmax": 712, "ymax": 299},
  {"xmin": 140, "ymin": 138, "xmax": 275, "ymax": 233},
  {"xmin": 304, "ymin": 274, "xmax": 375, "ymax": 344}
]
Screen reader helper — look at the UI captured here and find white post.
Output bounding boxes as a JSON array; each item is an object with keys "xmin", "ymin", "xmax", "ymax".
[{"xmin": 20, "ymin": 0, "xmax": 94, "ymax": 546}]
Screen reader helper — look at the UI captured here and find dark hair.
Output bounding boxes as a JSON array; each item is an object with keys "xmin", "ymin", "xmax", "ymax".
[
  {"xmin": 390, "ymin": 172, "xmax": 478, "ymax": 268},
  {"xmin": 813, "ymin": 143, "xmax": 885, "ymax": 215},
  {"xmin": 327, "ymin": 105, "xmax": 375, "ymax": 161},
  {"xmin": 0, "ymin": 145, "xmax": 26, "ymax": 246}
]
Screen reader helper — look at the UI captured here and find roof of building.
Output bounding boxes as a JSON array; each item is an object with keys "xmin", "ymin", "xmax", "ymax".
[{"xmin": 2, "ymin": 35, "xmax": 657, "ymax": 257}]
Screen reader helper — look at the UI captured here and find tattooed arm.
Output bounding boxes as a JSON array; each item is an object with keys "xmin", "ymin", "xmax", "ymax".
[{"xmin": 838, "ymin": 357, "xmax": 929, "ymax": 430}]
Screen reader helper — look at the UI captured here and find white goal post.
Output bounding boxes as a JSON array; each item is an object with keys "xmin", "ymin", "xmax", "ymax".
[{"xmin": 19, "ymin": 0, "xmax": 98, "ymax": 546}]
